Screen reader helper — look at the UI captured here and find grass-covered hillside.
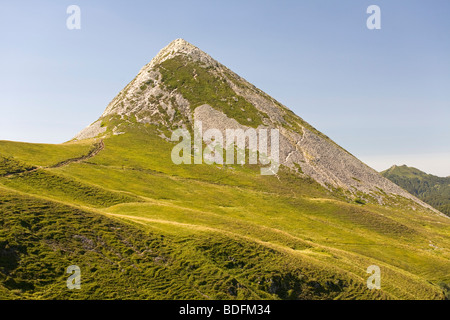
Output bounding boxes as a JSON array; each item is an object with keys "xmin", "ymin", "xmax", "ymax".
[
  {"xmin": 0, "ymin": 123, "xmax": 449, "ymax": 300},
  {"xmin": 382, "ymin": 165, "xmax": 450, "ymax": 216}
]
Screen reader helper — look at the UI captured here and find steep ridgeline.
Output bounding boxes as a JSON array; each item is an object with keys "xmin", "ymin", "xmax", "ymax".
[{"xmin": 75, "ymin": 39, "xmax": 438, "ymax": 213}]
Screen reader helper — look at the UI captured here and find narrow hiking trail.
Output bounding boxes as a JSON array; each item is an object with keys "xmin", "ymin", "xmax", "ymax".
[
  {"xmin": 1, "ymin": 140, "xmax": 104, "ymax": 177},
  {"xmin": 51, "ymin": 140, "xmax": 104, "ymax": 168}
]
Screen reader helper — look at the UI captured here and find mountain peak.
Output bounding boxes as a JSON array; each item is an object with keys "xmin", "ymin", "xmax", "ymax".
[
  {"xmin": 157, "ymin": 38, "xmax": 197, "ymax": 58},
  {"xmin": 148, "ymin": 38, "xmax": 217, "ymax": 69},
  {"xmin": 167, "ymin": 38, "xmax": 196, "ymax": 50},
  {"xmin": 71, "ymin": 40, "xmax": 443, "ymax": 213}
]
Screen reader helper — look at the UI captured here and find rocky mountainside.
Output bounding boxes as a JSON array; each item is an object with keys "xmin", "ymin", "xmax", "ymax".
[{"xmin": 74, "ymin": 39, "xmax": 438, "ymax": 213}]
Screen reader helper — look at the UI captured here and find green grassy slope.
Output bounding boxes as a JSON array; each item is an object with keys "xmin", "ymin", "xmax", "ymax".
[
  {"xmin": 0, "ymin": 126, "xmax": 449, "ymax": 300},
  {"xmin": 382, "ymin": 165, "xmax": 450, "ymax": 216},
  {"xmin": 0, "ymin": 140, "xmax": 93, "ymax": 167}
]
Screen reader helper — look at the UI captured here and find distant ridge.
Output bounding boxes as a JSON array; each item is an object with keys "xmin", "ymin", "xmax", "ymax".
[{"xmin": 382, "ymin": 165, "xmax": 450, "ymax": 216}]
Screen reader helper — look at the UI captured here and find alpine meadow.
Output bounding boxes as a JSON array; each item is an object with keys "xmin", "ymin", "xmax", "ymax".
[{"xmin": 0, "ymin": 39, "xmax": 449, "ymax": 300}]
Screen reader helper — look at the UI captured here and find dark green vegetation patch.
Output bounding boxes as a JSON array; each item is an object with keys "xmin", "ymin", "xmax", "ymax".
[
  {"xmin": 2, "ymin": 169, "xmax": 140, "ymax": 208},
  {"xmin": 0, "ymin": 156, "xmax": 36, "ymax": 176},
  {"xmin": 382, "ymin": 165, "xmax": 450, "ymax": 216}
]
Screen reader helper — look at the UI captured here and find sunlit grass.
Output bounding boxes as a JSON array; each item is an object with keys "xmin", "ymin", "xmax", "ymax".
[{"xmin": 0, "ymin": 126, "xmax": 448, "ymax": 300}]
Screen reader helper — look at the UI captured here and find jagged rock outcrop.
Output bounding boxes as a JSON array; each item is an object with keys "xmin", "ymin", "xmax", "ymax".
[{"xmin": 73, "ymin": 38, "xmax": 441, "ymax": 213}]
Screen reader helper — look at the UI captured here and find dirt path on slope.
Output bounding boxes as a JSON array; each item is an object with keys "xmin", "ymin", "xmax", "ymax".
[
  {"xmin": 50, "ymin": 140, "xmax": 104, "ymax": 168},
  {"xmin": 1, "ymin": 140, "xmax": 104, "ymax": 177}
]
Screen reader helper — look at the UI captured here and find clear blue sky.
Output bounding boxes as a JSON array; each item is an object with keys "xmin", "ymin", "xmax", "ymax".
[{"xmin": 1, "ymin": 0, "xmax": 449, "ymax": 176}]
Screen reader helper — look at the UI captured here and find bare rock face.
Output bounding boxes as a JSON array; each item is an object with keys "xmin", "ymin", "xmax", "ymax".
[
  {"xmin": 73, "ymin": 119, "xmax": 106, "ymax": 141},
  {"xmin": 73, "ymin": 38, "xmax": 441, "ymax": 214}
]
